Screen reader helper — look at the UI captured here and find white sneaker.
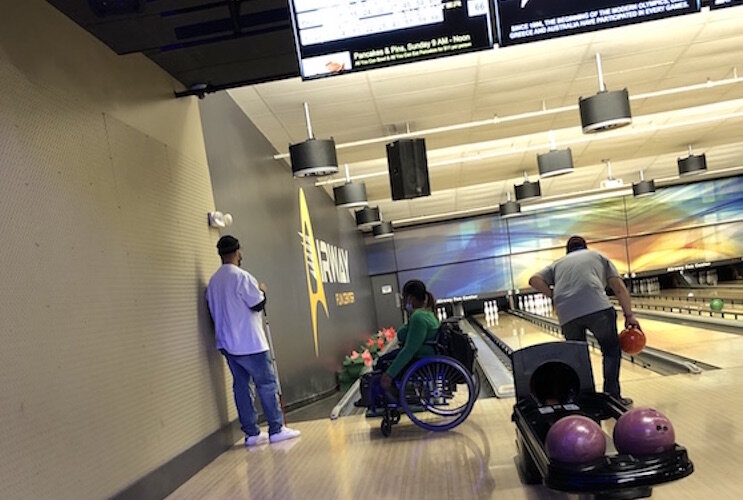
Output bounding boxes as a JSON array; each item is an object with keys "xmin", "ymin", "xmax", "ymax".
[
  {"xmin": 269, "ymin": 427, "xmax": 301, "ymax": 444},
  {"xmin": 245, "ymin": 431, "xmax": 269, "ymax": 447}
]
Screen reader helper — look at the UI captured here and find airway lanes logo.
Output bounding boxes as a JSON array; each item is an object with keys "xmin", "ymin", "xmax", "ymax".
[{"xmin": 298, "ymin": 188, "xmax": 352, "ymax": 356}]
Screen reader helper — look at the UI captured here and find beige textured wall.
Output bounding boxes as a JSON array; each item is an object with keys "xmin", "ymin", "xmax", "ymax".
[{"xmin": 0, "ymin": 2, "xmax": 235, "ymax": 498}]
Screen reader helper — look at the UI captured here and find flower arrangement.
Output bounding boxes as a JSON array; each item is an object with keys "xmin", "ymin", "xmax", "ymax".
[{"xmin": 338, "ymin": 327, "xmax": 397, "ymax": 391}]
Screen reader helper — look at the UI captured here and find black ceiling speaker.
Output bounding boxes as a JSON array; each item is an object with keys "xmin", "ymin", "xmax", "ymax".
[
  {"xmin": 334, "ymin": 182, "xmax": 367, "ymax": 208},
  {"xmin": 289, "ymin": 103, "xmax": 338, "ymax": 177},
  {"xmin": 515, "ymin": 175, "xmax": 541, "ymax": 201},
  {"xmin": 579, "ymin": 54, "xmax": 632, "ymax": 134},
  {"xmin": 678, "ymin": 150, "xmax": 707, "ymax": 176},
  {"xmin": 355, "ymin": 206, "xmax": 381, "ymax": 229},
  {"xmin": 632, "ymin": 179, "xmax": 656, "ymax": 197},
  {"xmin": 333, "ymin": 165, "xmax": 368, "ymax": 208},
  {"xmin": 387, "ymin": 138, "xmax": 430, "ymax": 201},
  {"xmin": 632, "ymin": 169, "xmax": 655, "ymax": 197},
  {"xmin": 537, "ymin": 148, "xmax": 574, "ymax": 177},
  {"xmin": 373, "ymin": 221, "xmax": 394, "ymax": 239},
  {"xmin": 89, "ymin": 0, "xmax": 145, "ymax": 17},
  {"xmin": 499, "ymin": 193, "xmax": 521, "ymax": 218}
]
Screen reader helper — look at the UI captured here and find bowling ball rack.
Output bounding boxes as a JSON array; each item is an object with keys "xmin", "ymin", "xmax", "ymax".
[
  {"xmin": 513, "ymin": 393, "xmax": 694, "ymax": 498},
  {"xmin": 511, "ymin": 342, "xmax": 694, "ymax": 498}
]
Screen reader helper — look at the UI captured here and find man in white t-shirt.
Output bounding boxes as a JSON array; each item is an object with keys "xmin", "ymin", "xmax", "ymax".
[
  {"xmin": 206, "ymin": 235, "xmax": 300, "ymax": 446},
  {"xmin": 529, "ymin": 236, "xmax": 641, "ymax": 406}
]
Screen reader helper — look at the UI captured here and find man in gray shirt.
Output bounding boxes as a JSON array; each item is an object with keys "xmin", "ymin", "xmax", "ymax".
[{"xmin": 529, "ymin": 236, "xmax": 641, "ymax": 406}]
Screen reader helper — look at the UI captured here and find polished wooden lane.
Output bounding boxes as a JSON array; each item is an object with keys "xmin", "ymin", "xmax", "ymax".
[
  {"xmin": 169, "ymin": 367, "xmax": 743, "ymax": 499},
  {"xmin": 632, "ymin": 317, "xmax": 743, "ymax": 369},
  {"xmin": 474, "ymin": 314, "xmax": 661, "ymax": 386}
]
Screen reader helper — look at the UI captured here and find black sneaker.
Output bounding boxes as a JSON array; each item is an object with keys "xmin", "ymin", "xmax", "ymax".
[
  {"xmin": 353, "ymin": 399, "xmax": 367, "ymax": 408},
  {"xmin": 619, "ymin": 397, "xmax": 634, "ymax": 407}
]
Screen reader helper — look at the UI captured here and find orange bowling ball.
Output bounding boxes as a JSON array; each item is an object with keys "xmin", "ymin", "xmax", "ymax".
[{"xmin": 619, "ymin": 326, "xmax": 646, "ymax": 355}]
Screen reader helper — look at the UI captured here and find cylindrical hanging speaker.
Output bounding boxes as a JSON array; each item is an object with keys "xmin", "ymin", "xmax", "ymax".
[
  {"xmin": 355, "ymin": 206, "xmax": 381, "ymax": 228},
  {"xmin": 515, "ymin": 180, "xmax": 541, "ymax": 201},
  {"xmin": 632, "ymin": 179, "xmax": 656, "ymax": 197},
  {"xmin": 333, "ymin": 182, "xmax": 368, "ymax": 208},
  {"xmin": 579, "ymin": 89, "xmax": 632, "ymax": 133},
  {"xmin": 499, "ymin": 200, "xmax": 521, "ymax": 218},
  {"xmin": 537, "ymin": 148, "xmax": 574, "ymax": 177},
  {"xmin": 290, "ymin": 138, "xmax": 339, "ymax": 177},
  {"xmin": 373, "ymin": 221, "xmax": 394, "ymax": 239},
  {"xmin": 677, "ymin": 154, "xmax": 707, "ymax": 176}
]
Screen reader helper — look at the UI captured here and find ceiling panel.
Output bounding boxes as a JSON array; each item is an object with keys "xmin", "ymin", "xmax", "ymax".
[{"xmin": 50, "ymin": 1, "xmax": 743, "ymax": 228}]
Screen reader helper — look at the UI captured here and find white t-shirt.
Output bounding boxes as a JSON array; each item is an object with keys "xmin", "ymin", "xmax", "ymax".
[{"xmin": 206, "ymin": 264, "xmax": 269, "ymax": 355}]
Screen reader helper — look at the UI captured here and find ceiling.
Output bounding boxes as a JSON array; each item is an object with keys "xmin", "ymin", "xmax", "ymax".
[
  {"xmin": 228, "ymin": 8, "xmax": 743, "ymax": 226},
  {"xmin": 47, "ymin": 0, "xmax": 300, "ymax": 88},
  {"xmin": 48, "ymin": 2, "xmax": 743, "ymax": 227}
]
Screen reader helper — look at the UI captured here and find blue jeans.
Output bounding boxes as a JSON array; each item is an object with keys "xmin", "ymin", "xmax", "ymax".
[
  {"xmin": 561, "ymin": 308, "xmax": 622, "ymax": 397},
  {"xmin": 222, "ymin": 350, "xmax": 284, "ymax": 436}
]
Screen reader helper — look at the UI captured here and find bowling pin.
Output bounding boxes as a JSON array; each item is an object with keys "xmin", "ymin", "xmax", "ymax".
[{"xmin": 518, "ymin": 296, "xmax": 524, "ymax": 310}]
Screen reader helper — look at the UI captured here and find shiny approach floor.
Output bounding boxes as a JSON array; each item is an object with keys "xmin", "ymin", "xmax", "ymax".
[
  {"xmin": 169, "ymin": 313, "xmax": 743, "ymax": 499},
  {"xmin": 169, "ymin": 367, "xmax": 743, "ymax": 499}
]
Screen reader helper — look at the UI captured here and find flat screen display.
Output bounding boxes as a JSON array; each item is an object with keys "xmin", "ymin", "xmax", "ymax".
[
  {"xmin": 289, "ymin": 0, "xmax": 495, "ymax": 80},
  {"xmin": 495, "ymin": 0, "xmax": 699, "ymax": 46},
  {"xmin": 710, "ymin": 0, "xmax": 743, "ymax": 8}
]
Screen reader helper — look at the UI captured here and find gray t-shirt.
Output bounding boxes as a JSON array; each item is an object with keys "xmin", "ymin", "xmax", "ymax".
[{"xmin": 536, "ymin": 249, "xmax": 620, "ymax": 325}]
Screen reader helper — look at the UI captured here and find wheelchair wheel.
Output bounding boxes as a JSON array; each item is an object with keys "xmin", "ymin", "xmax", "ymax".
[
  {"xmin": 381, "ymin": 419, "xmax": 392, "ymax": 437},
  {"xmin": 399, "ymin": 355, "xmax": 476, "ymax": 432}
]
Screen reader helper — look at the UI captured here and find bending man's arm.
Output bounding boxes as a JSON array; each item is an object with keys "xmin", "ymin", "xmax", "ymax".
[
  {"xmin": 529, "ymin": 274, "xmax": 553, "ymax": 298},
  {"xmin": 608, "ymin": 276, "xmax": 641, "ymax": 330}
]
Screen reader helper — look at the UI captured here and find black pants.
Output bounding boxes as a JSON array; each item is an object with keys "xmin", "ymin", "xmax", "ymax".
[{"xmin": 561, "ymin": 307, "xmax": 622, "ymax": 397}]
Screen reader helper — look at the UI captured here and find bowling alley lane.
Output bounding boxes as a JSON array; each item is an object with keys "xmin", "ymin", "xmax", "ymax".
[
  {"xmin": 472, "ymin": 313, "xmax": 661, "ymax": 386},
  {"xmin": 625, "ymin": 316, "xmax": 743, "ymax": 369}
]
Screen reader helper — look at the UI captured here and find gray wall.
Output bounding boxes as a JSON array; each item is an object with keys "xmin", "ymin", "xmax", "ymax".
[
  {"xmin": 0, "ymin": 1, "xmax": 236, "ymax": 499},
  {"xmin": 200, "ymin": 92, "xmax": 378, "ymax": 405}
]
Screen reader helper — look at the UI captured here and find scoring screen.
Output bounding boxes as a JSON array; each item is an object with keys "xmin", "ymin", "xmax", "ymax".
[{"xmin": 289, "ymin": 0, "xmax": 495, "ymax": 79}]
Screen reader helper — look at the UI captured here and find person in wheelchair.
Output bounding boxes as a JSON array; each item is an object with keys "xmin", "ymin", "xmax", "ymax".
[{"xmin": 378, "ymin": 280, "xmax": 440, "ymax": 395}]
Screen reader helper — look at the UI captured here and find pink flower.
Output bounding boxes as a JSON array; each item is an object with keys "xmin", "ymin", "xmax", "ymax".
[
  {"xmin": 361, "ymin": 349, "xmax": 373, "ymax": 367},
  {"xmin": 378, "ymin": 338, "xmax": 385, "ymax": 349},
  {"xmin": 350, "ymin": 350, "xmax": 359, "ymax": 360},
  {"xmin": 384, "ymin": 328, "xmax": 396, "ymax": 342},
  {"xmin": 367, "ymin": 338, "xmax": 375, "ymax": 347}
]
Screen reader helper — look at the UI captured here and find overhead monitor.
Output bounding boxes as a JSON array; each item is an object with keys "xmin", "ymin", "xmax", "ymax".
[
  {"xmin": 495, "ymin": 0, "xmax": 700, "ymax": 47},
  {"xmin": 289, "ymin": 0, "xmax": 495, "ymax": 80},
  {"xmin": 709, "ymin": 0, "xmax": 743, "ymax": 8}
]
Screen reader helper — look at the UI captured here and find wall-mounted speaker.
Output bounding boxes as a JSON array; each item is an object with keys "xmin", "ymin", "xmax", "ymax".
[{"xmin": 386, "ymin": 139, "xmax": 430, "ymax": 201}]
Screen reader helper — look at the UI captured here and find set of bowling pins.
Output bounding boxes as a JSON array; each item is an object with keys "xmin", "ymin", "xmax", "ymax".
[
  {"xmin": 484, "ymin": 300, "xmax": 499, "ymax": 326},
  {"xmin": 436, "ymin": 307, "xmax": 448, "ymax": 321},
  {"xmin": 518, "ymin": 294, "xmax": 553, "ymax": 316},
  {"xmin": 699, "ymin": 269, "xmax": 718, "ymax": 286},
  {"xmin": 634, "ymin": 277, "xmax": 660, "ymax": 295}
]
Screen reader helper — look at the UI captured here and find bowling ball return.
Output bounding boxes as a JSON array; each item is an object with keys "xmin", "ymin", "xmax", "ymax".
[{"xmin": 511, "ymin": 342, "xmax": 693, "ymax": 498}]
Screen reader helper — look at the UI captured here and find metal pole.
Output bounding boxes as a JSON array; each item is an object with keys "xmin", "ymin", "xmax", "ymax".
[
  {"xmin": 303, "ymin": 102, "xmax": 314, "ymax": 139},
  {"xmin": 596, "ymin": 53, "xmax": 606, "ymax": 92},
  {"xmin": 263, "ymin": 308, "xmax": 286, "ymax": 418}
]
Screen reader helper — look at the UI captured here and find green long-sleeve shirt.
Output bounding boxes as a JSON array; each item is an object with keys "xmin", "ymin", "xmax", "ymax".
[{"xmin": 385, "ymin": 309, "xmax": 439, "ymax": 379}]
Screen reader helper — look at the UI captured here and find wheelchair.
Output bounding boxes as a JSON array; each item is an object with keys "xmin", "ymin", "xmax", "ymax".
[{"xmin": 367, "ymin": 318, "xmax": 479, "ymax": 437}]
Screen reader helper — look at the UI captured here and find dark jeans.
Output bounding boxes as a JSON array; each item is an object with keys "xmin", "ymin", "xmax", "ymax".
[{"xmin": 561, "ymin": 307, "xmax": 622, "ymax": 397}]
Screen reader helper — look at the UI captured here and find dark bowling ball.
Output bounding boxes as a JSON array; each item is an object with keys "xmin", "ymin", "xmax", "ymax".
[
  {"xmin": 619, "ymin": 326, "xmax": 646, "ymax": 355},
  {"xmin": 546, "ymin": 415, "xmax": 606, "ymax": 464},
  {"xmin": 613, "ymin": 407, "xmax": 675, "ymax": 456}
]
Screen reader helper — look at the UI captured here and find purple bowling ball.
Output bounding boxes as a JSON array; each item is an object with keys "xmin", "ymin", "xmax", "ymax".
[
  {"xmin": 613, "ymin": 407, "xmax": 675, "ymax": 456},
  {"xmin": 546, "ymin": 415, "xmax": 607, "ymax": 464}
]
